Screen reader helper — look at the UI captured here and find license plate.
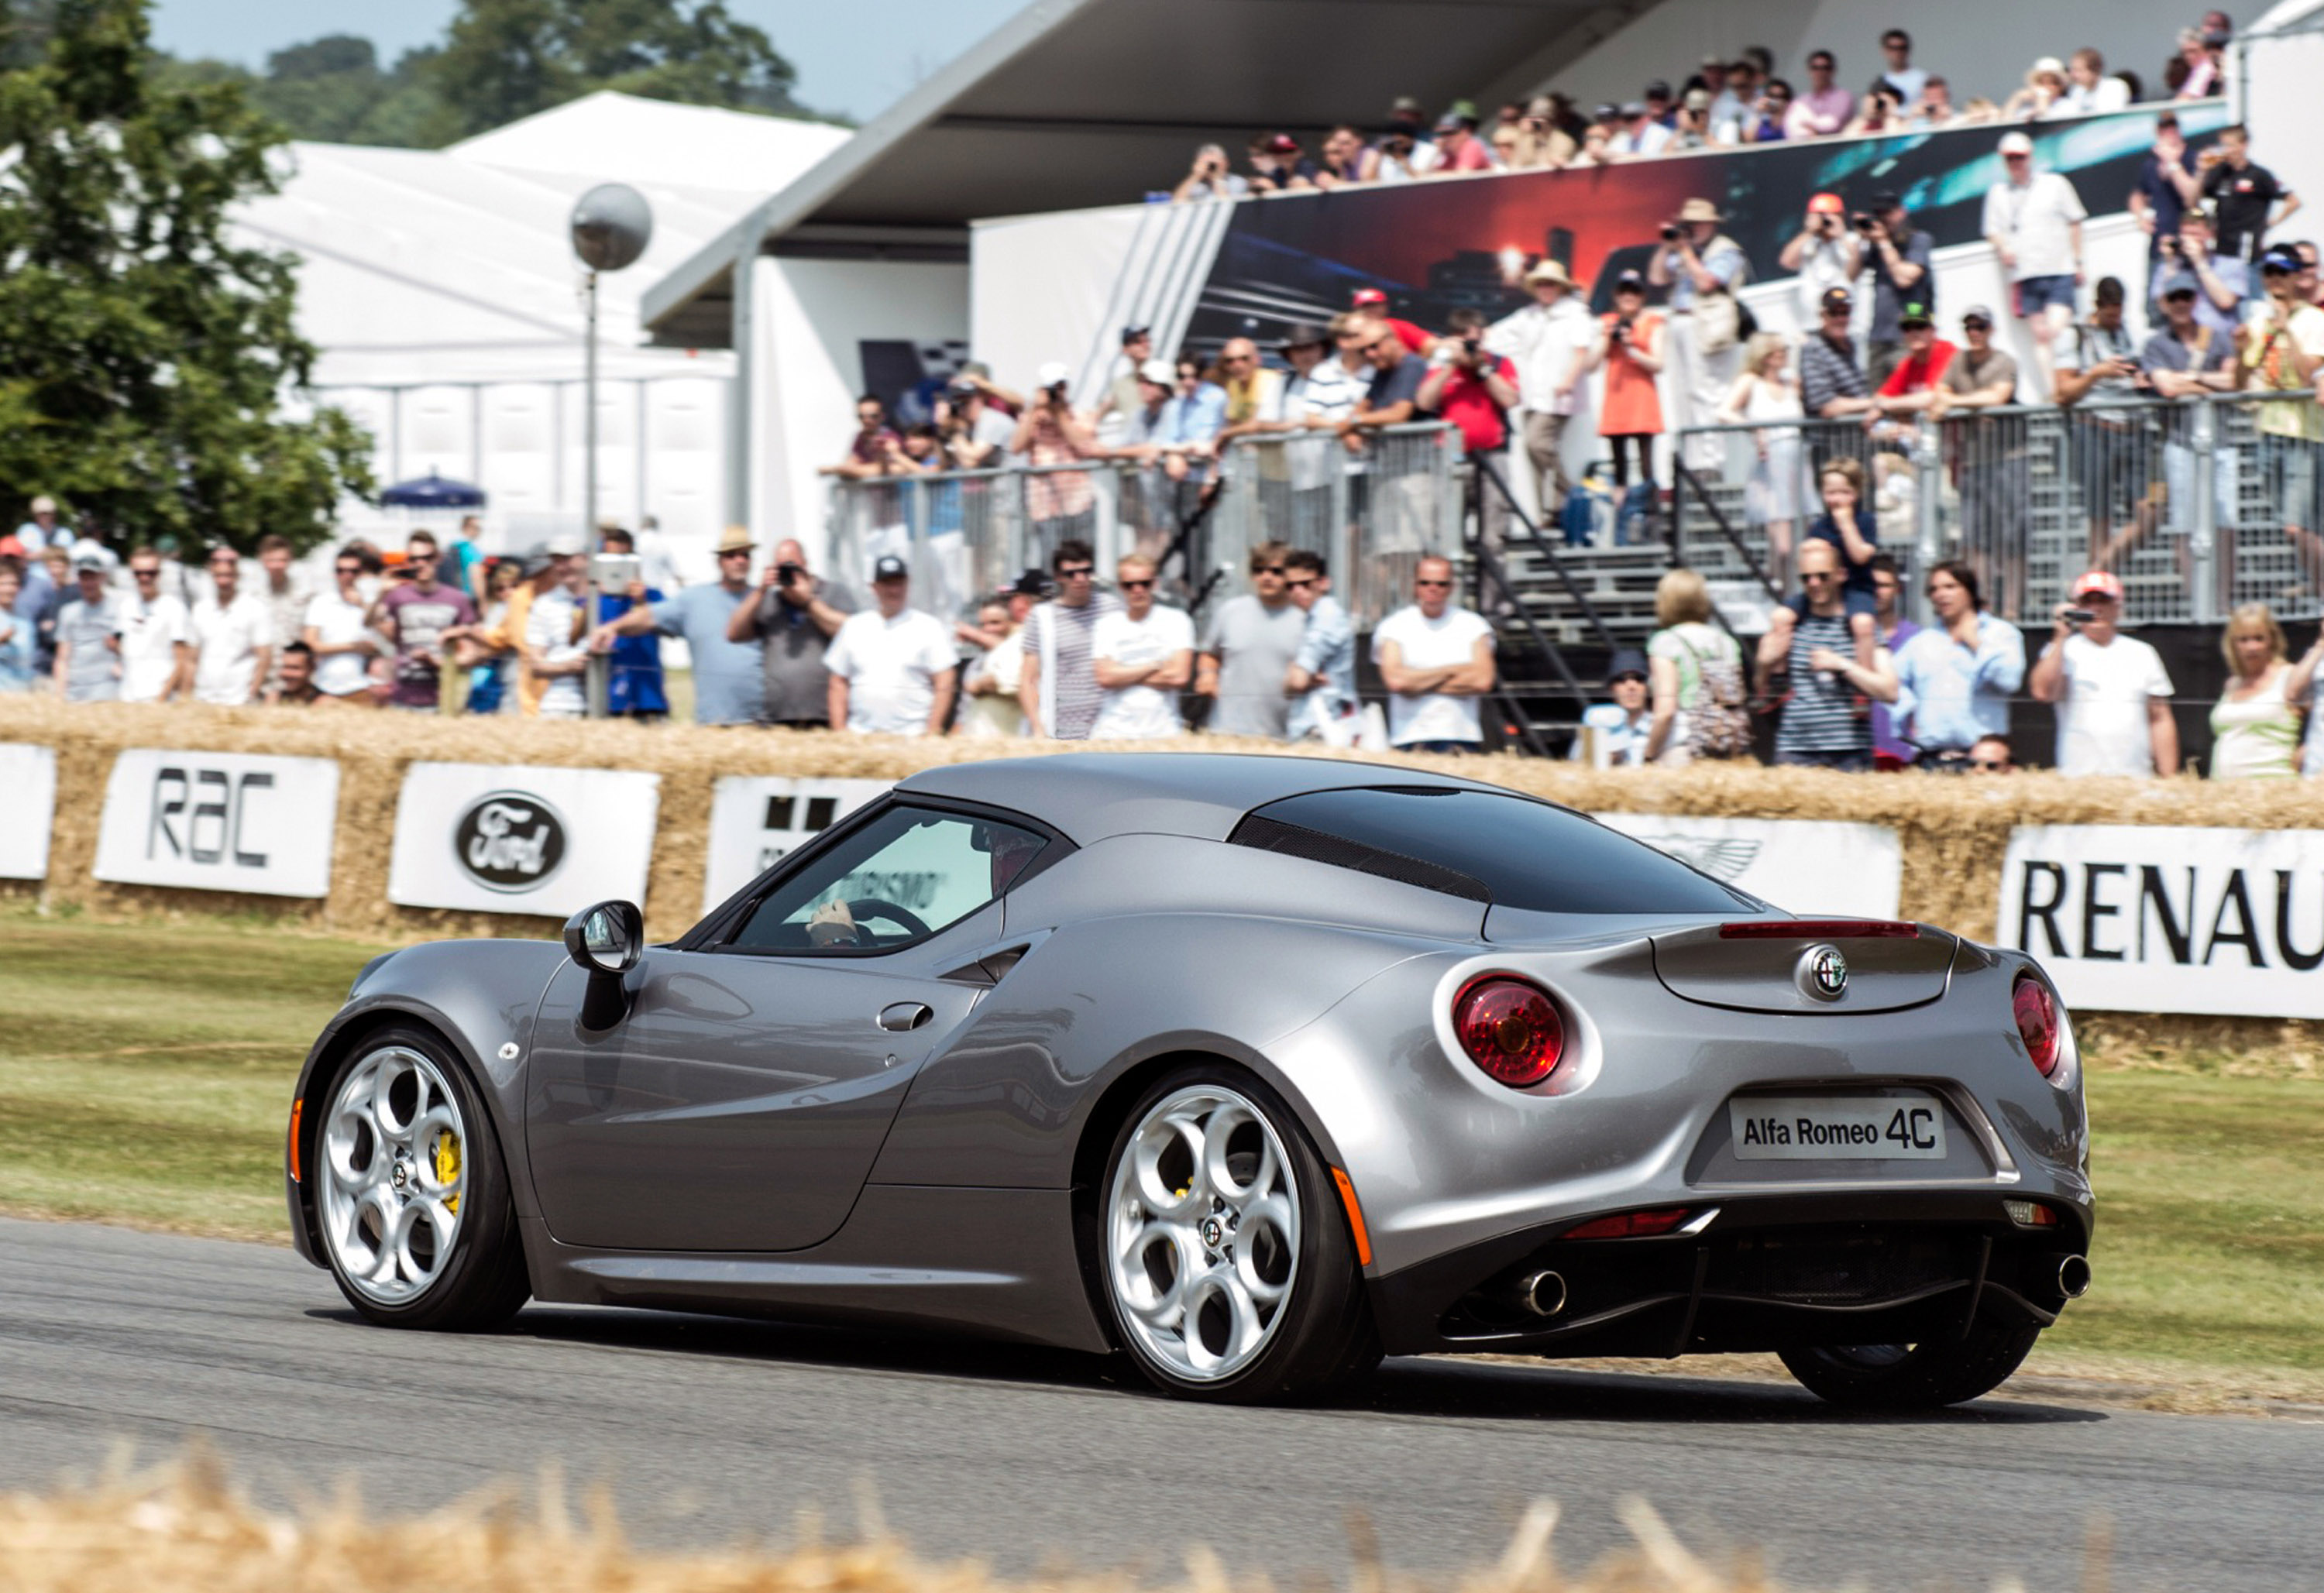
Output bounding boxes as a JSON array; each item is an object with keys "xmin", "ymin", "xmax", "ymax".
[{"xmin": 1729, "ymin": 1094, "xmax": 1948, "ymax": 1160}]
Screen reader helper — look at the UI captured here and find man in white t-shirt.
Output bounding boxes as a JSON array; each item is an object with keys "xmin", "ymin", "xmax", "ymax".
[
  {"xmin": 303, "ymin": 544, "xmax": 383, "ymax": 702},
  {"xmin": 189, "ymin": 545, "xmax": 274, "ymax": 706},
  {"xmin": 1091, "ymin": 554, "xmax": 1195, "ymax": 740},
  {"xmin": 1982, "ymin": 132, "xmax": 2089, "ymax": 400},
  {"xmin": 1370, "ymin": 555, "xmax": 1497, "ymax": 751},
  {"xmin": 823, "ymin": 554, "xmax": 957, "ymax": 736},
  {"xmin": 2028, "ymin": 569, "xmax": 2180, "ymax": 775},
  {"xmin": 118, "ymin": 546, "xmax": 194, "ymax": 702}
]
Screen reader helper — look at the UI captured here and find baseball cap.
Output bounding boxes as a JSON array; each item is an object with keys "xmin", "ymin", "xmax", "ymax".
[
  {"xmin": 1263, "ymin": 132, "xmax": 1300, "ymax": 153},
  {"xmin": 1620, "ymin": 101, "xmax": 1648, "ymax": 118},
  {"xmin": 1389, "ymin": 94, "xmax": 1425, "ymax": 115},
  {"xmin": 1961, "ymin": 304, "xmax": 1996, "ymax": 326},
  {"xmin": 1591, "ymin": 102, "xmax": 1621, "ymax": 122},
  {"xmin": 1433, "ymin": 111, "xmax": 1467, "ymax": 134},
  {"xmin": 2159, "ymin": 272, "xmax": 2202, "ymax": 299},
  {"xmin": 2030, "ymin": 55, "xmax": 2065, "ymax": 77},
  {"xmin": 1870, "ymin": 190, "xmax": 1902, "ymax": 211},
  {"xmin": 1606, "ymin": 647, "xmax": 1650, "ymax": 683},
  {"xmin": 1807, "ymin": 191, "xmax": 1845, "ymax": 215},
  {"xmin": 544, "ymin": 532, "xmax": 583, "ymax": 557},
  {"xmin": 73, "ymin": 553, "xmax": 107, "ymax": 572},
  {"xmin": 1137, "ymin": 356, "xmax": 1176, "ymax": 384},
  {"xmin": 1642, "ymin": 79, "xmax": 1672, "ymax": 101},
  {"xmin": 1277, "ymin": 321, "xmax": 1332, "ymax": 349},
  {"xmin": 1998, "ymin": 131, "xmax": 2034, "ymax": 156},
  {"xmin": 1820, "ymin": 286, "xmax": 1853, "ymax": 313},
  {"xmin": 1010, "ymin": 568, "xmax": 1050, "ymax": 598},
  {"xmin": 1899, "ymin": 301, "xmax": 1934, "ymax": 327},
  {"xmin": 1036, "ymin": 360, "xmax": 1071, "ymax": 388},
  {"xmin": 1119, "ymin": 326, "xmax": 1150, "ymax": 345},
  {"xmin": 1683, "ymin": 88, "xmax": 1712, "ymax": 112},
  {"xmin": 1614, "ymin": 270, "xmax": 1646, "ymax": 292},
  {"xmin": 29, "ymin": 495, "xmax": 56, "ymax": 514},
  {"xmin": 2071, "ymin": 569, "xmax": 2125, "ymax": 602},
  {"xmin": 1351, "ymin": 287, "xmax": 1389, "ymax": 307},
  {"xmin": 2260, "ymin": 243, "xmax": 2305, "ymax": 274},
  {"xmin": 871, "ymin": 554, "xmax": 910, "ymax": 583}
]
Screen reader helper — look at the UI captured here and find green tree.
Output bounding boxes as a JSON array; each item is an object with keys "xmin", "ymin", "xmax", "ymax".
[
  {"xmin": 424, "ymin": 0, "xmax": 811, "ymax": 140},
  {"xmin": 0, "ymin": 0, "xmax": 373, "ymax": 551}
]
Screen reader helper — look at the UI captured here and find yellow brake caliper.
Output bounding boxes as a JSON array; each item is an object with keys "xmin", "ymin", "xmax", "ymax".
[{"xmin": 433, "ymin": 1129, "xmax": 462, "ymax": 1214}]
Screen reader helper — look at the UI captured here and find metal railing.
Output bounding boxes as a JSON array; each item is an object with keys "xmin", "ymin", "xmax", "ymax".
[
  {"xmin": 826, "ymin": 424, "xmax": 1463, "ymax": 628},
  {"xmin": 1208, "ymin": 421, "xmax": 1460, "ymax": 626},
  {"xmin": 1674, "ymin": 392, "xmax": 2324, "ymax": 627}
]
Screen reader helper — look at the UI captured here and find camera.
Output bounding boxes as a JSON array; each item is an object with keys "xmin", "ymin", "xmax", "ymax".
[
  {"xmin": 776, "ymin": 561, "xmax": 803, "ymax": 585},
  {"xmin": 1613, "ymin": 318, "xmax": 1635, "ymax": 342},
  {"xmin": 2062, "ymin": 607, "xmax": 2097, "ymax": 625},
  {"xmin": 1852, "ymin": 213, "xmax": 1877, "ymax": 232},
  {"xmin": 1659, "ymin": 222, "xmax": 1683, "ymax": 242}
]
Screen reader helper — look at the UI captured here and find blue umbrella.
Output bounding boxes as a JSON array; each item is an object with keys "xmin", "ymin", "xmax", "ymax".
[{"xmin": 379, "ymin": 469, "xmax": 485, "ymax": 509}]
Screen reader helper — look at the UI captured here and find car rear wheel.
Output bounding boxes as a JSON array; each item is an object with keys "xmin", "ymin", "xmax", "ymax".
[
  {"xmin": 1778, "ymin": 1323, "xmax": 2042, "ymax": 1409},
  {"xmin": 1099, "ymin": 1067, "xmax": 1378, "ymax": 1402},
  {"xmin": 313, "ymin": 1026, "xmax": 529, "ymax": 1330}
]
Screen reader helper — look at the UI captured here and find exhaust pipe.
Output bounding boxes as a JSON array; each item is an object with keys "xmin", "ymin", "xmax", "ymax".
[
  {"xmin": 2055, "ymin": 1254, "xmax": 2092, "ymax": 1299},
  {"xmin": 1514, "ymin": 1269, "xmax": 1567, "ymax": 1318}
]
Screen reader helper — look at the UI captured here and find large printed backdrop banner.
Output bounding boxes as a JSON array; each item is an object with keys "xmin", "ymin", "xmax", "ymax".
[
  {"xmin": 1593, "ymin": 815, "xmax": 1904, "ymax": 921},
  {"xmin": 389, "ymin": 762, "xmax": 662, "ymax": 918},
  {"xmin": 703, "ymin": 777, "xmax": 891, "ymax": 912},
  {"xmin": 1999, "ymin": 825, "xmax": 2324, "ymax": 1018},
  {"xmin": 0, "ymin": 743, "xmax": 57, "ymax": 881},
  {"xmin": 93, "ymin": 747, "xmax": 339, "ymax": 898}
]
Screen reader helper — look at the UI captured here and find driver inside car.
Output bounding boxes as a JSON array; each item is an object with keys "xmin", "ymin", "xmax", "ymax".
[{"xmin": 806, "ymin": 897, "xmax": 861, "ymax": 946}]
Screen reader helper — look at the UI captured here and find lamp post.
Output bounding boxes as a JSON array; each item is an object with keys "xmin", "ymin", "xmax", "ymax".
[{"xmin": 569, "ymin": 183, "xmax": 653, "ymax": 718}]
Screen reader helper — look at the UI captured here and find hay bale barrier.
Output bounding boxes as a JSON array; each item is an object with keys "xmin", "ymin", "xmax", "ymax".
[{"xmin": 8, "ymin": 695, "xmax": 2322, "ymax": 1045}]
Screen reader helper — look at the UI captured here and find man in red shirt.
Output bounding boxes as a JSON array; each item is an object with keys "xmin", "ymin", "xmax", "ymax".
[
  {"xmin": 1418, "ymin": 307, "xmax": 1521, "ymax": 607},
  {"xmin": 1349, "ymin": 288, "xmax": 1435, "ymax": 356},
  {"xmin": 1872, "ymin": 300, "xmax": 1955, "ymax": 417}
]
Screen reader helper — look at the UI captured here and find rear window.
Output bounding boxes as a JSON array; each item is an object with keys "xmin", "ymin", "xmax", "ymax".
[{"xmin": 1232, "ymin": 787, "xmax": 1753, "ymax": 915}]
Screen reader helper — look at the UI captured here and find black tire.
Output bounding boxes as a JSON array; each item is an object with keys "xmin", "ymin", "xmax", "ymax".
[
  {"xmin": 1095, "ymin": 1063, "xmax": 1380, "ymax": 1403},
  {"xmin": 1778, "ymin": 1323, "xmax": 2042, "ymax": 1409},
  {"xmin": 310, "ymin": 1025, "xmax": 531, "ymax": 1331}
]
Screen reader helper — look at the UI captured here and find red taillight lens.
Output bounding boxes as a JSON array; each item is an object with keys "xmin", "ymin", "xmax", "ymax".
[
  {"xmin": 1565, "ymin": 1207, "xmax": 1694, "ymax": 1240},
  {"xmin": 2013, "ymin": 973, "xmax": 2060, "ymax": 1076},
  {"xmin": 1453, "ymin": 976, "xmax": 1566, "ymax": 1087}
]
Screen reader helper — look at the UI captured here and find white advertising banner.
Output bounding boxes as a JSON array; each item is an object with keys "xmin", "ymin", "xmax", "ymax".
[
  {"xmin": 0, "ymin": 743, "xmax": 57, "ymax": 881},
  {"xmin": 93, "ymin": 748, "xmax": 339, "ymax": 898},
  {"xmin": 389, "ymin": 762, "xmax": 662, "ymax": 918},
  {"xmin": 703, "ymin": 776, "xmax": 889, "ymax": 911},
  {"xmin": 1593, "ymin": 814, "xmax": 1904, "ymax": 920},
  {"xmin": 1999, "ymin": 825, "xmax": 2324, "ymax": 1018}
]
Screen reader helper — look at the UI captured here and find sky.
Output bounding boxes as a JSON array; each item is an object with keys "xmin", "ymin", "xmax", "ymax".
[{"xmin": 147, "ymin": 0, "xmax": 1027, "ymax": 124}]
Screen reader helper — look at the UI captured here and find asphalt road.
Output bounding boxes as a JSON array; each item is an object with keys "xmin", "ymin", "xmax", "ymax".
[{"xmin": 5, "ymin": 1217, "xmax": 2321, "ymax": 1591}]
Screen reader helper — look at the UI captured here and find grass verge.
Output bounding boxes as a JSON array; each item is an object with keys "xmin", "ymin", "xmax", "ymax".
[{"xmin": 2, "ymin": 912, "xmax": 2318, "ymax": 1401}]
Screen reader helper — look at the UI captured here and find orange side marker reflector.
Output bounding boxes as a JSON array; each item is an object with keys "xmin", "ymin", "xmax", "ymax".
[
  {"xmin": 288, "ymin": 1100, "xmax": 303, "ymax": 1183},
  {"xmin": 1330, "ymin": 1167, "xmax": 1373, "ymax": 1268}
]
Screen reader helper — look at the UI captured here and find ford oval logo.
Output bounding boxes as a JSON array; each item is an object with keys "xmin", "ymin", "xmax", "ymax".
[
  {"xmin": 1802, "ymin": 944, "xmax": 1849, "ymax": 1001},
  {"xmin": 453, "ymin": 791, "xmax": 567, "ymax": 893}
]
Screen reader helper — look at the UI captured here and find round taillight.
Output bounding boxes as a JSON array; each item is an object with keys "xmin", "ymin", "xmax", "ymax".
[
  {"xmin": 1454, "ymin": 977, "xmax": 1566, "ymax": 1087},
  {"xmin": 2013, "ymin": 973, "xmax": 2060, "ymax": 1077}
]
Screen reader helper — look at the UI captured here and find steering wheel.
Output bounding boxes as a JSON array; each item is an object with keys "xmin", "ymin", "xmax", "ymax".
[{"xmin": 846, "ymin": 898, "xmax": 932, "ymax": 939}]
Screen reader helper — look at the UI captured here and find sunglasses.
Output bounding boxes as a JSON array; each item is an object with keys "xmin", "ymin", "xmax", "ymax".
[
  {"xmin": 335, "ymin": 564, "xmax": 363, "ymax": 575},
  {"xmin": 1119, "ymin": 578, "xmax": 1154, "ymax": 591},
  {"xmin": 1057, "ymin": 566, "xmax": 1095, "ymax": 579},
  {"xmin": 132, "ymin": 568, "xmax": 160, "ymax": 578},
  {"xmin": 1801, "ymin": 569, "xmax": 1840, "ymax": 581},
  {"xmin": 1285, "ymin": 577, "xmax": 1315, "ymax": 590},
  {"xmin": 1415, "ymin": 578, "xmax": 1452, "ymax": 589},
  {"xmin": 718, "ymin": 548, "xmax": 751, "ymax": 558},
  {"xmin": 1969, "ymin": 757, "xmax": 2010, "ymax": 771}
]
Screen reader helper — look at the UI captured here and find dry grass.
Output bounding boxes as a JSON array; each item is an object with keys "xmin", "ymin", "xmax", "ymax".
[
  {"xmin": 0, "ymin": 1448, "xmax": 1828, "ymax": 1593},
  {"xmin": 9, "ymin": 692, "xmax": 2324, "ymax": 957}
]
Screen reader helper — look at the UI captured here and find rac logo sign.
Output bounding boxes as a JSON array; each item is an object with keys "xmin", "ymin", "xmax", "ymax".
[{"xmin": 149, "ymin": 765, "xmax": 273, "ymax": 868}]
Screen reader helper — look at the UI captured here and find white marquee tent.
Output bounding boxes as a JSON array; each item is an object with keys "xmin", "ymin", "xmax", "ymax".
[{"xmin": 242, "ymin": 92, "xmax": 851, "ymax": 572}]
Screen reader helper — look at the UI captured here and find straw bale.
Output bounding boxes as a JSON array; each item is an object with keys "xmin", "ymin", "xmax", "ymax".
[
  {"xmin": 9, "ymin": 693, "xmax": 2322, "ymax": 1004},
  {"xmin": 0, "ymin": 1447, "xmax": 1852, "ymax": 1593}
]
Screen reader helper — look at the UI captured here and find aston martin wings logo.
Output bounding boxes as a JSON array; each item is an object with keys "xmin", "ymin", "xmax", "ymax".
[{"xmin": 1632, "ymin": 835, "xmax": 1762, "ymax": 882}]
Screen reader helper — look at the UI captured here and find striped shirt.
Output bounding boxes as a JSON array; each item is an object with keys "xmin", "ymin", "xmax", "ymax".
[
  {"xmin": 1776, "ymin": 610, "xmax": 1868, "ymax": 756},
  {"xmin": 1021, "ymin": 592, "xmax": 1123, "ymax": 739}
]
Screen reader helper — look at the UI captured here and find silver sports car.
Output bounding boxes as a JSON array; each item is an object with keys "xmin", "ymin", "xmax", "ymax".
[{"xmin": 285, "ymin": 754, "xmax": 2091, "ymax": 1407}]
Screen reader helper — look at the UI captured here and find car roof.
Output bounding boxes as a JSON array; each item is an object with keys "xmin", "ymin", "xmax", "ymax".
[{"xmin": 897, "ymin": 753, "xmax": 1502, "ymax": 843}]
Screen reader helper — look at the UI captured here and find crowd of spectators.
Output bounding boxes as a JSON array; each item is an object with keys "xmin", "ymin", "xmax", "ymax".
[{"xmin": 1161, "ymin": 15, "xmax": 2242, "ymax": 201}]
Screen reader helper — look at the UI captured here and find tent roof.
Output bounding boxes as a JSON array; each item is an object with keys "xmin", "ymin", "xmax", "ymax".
[
  {"xmin": 640, "ymin": 0, "xmax": 1668, "ymax": 348},
  {"xmin": 238, "ymin": 93, "xmax": 851, "ymax": 388}
]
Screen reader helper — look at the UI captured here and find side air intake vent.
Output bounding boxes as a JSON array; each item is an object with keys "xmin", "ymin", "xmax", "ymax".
[{"xmin": 1229, "ymin": 814, "xmax": 1491, "ymax": 902}]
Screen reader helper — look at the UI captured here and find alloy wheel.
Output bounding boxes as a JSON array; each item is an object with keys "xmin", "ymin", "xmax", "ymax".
[
  {"xmin": 318, "ymin": 1045, "xmax": 469, "ymax": 1306},
  {"xmin": 1105, "ymin": 1084, "xmax": 1301, "ymax": 1383}
]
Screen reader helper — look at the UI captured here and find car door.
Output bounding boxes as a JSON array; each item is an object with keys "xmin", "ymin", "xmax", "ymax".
[{"xmin": 524, "ymin": 801, "xmax": 1057, "ymax": 1253}]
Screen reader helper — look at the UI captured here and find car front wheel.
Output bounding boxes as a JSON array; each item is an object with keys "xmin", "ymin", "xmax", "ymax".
[
  {"xmin": 1099, "ymin": 1066, "xmax": 1378, "ymax": 1402},
  {"xmin": 313, "ymin": 1025, "xmax": 529, "ymax": 1330},
  {"xmin": 1778, "ymin": 1323, "xmax": 2042, "ymax": 1409}
]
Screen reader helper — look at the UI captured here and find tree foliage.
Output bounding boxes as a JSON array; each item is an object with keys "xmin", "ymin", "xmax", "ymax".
[{"xmin": 0, "ymin": 0, "xmax": 374, "ymax": 551}]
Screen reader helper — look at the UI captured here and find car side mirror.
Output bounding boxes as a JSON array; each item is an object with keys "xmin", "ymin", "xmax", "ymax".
[{"xmin": 563, "ymin": 899, "xmax": 643, "ymax": 1029}]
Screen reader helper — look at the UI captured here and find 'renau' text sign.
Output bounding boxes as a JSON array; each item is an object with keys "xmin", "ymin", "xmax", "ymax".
[
  {"xmin": 93, "ymin": 748, "xmax": 339, "ymax": 898},
  {"xmin": 1999, "ymin": 825, "xmax": 2324, "ymax": 1018}
]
